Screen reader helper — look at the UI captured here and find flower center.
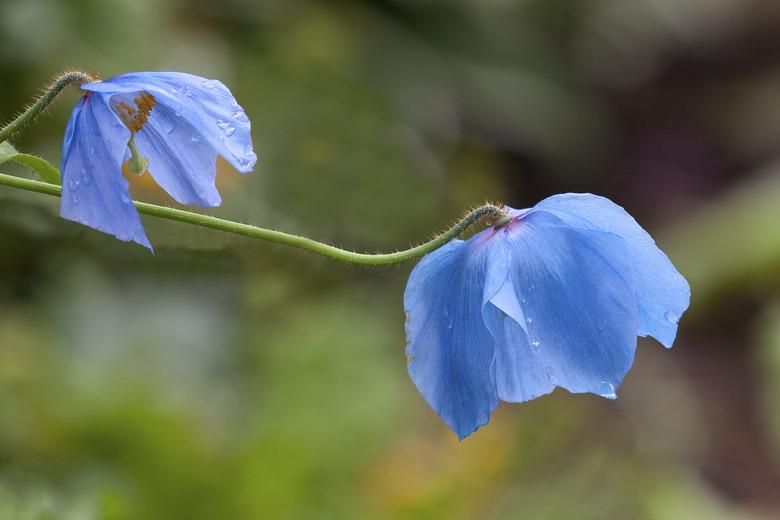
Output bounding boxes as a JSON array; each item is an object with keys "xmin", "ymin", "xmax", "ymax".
[
  {"xmin": 113, "ymin": 92, "xmax": 156, "ymax": 133},
  {"xmin": 111, "ymin": 92, "xmax": 156, "ymax": 175}
]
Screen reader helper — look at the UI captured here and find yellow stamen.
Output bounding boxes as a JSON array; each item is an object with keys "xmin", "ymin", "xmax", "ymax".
[{"xmin": 114, "ymin": 92, "xmax": 156, "ymax": 133}]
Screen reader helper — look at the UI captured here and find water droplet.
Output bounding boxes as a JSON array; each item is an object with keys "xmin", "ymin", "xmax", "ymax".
[
  {"xmin": 526, "ymin": 317, "xmax": 533, "ymax": 324},
  {"xmin": 664, "ymin": 311, "xmax": 677, "ymax": 324},
  {"xmin": 174, "ymin": 111, "xmax": 181, "ymax": 118},
  {"xmin": 201, "ymin": 79, "xmax": 216, "ymax": 89},
  {"xmin": 183, "ymin": 87, "xmax": 192, "ymax": 97},
  {"xmin": 597, "ymin": 321, "xmax": 606, "ymax": 332},
  {"xmin": 120, "ymin": 193, "xmax": 131, "ymax": 204},
  {"xmin": 216, "ymin": 119, "xmax": 235, "ymax": 137},
  {"xmin": 232, "ymin": 110, "xmax": 249, "ymax": 123},
  {"xmin": 69, "ymin": 178, "xmax": 80, "ymax": 190},
  {"xmin": 546, "ymin": 368, "xmax": 559, "ymax": 386},
  {"xmin": 191, "ymin": 135, "xmax": 202, "ymax": 144},
  {"xmin": 89, "ymin": 147, "xmax": 95, "ymax": 155},
  {"xmin": 532, "ymin": 340, "xmax": 540, "ymax": 348}
]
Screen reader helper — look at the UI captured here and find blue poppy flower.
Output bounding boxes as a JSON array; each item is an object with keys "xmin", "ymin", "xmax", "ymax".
[
  {"xmin": 60, "ymin": 72, "xmax": 257, "ymax": 249},
  {"xmin": 404, "ymin": 193, "xmax": 690, "ymax": 439}
]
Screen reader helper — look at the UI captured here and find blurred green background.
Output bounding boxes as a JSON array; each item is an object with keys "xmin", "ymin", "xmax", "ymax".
[{"xmin": 2, "ymin": 0, "xmax": 780, "ymax": 518}]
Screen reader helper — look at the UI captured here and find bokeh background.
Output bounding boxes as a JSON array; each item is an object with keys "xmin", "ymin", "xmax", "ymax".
[{"xmin": 1, "ymin": 0, "xmax": 780, "ymax": 518}]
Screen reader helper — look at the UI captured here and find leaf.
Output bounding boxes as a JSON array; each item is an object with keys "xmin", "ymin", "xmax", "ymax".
[
  {"xmin": 12, "ymin": 154, "xmax": 61, "ymax": 185},
  {"xmin": 0, "ymin": 141, "xmax": 61, "ymax": 185}
]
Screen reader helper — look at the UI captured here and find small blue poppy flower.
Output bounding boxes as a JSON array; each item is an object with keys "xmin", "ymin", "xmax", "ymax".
[
  {"xmin": 60, "ymin": 72, "xmax": 257, "ymax": 249},
  {"xmin": 404, "ymin": 193, "xmax": 690, "ymax": 439}
]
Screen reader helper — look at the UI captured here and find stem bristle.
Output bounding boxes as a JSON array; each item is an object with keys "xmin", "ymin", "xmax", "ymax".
[{"xmin": 0, "ymin": 69, "xmax": 96, "ymax": 144}]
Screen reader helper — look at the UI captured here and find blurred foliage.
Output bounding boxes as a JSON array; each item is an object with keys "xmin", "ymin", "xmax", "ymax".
[{"xmin": 3, "ymin": 0, "xmax": 780, "ymax": 518}]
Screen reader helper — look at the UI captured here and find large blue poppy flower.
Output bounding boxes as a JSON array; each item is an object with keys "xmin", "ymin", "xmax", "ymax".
[
  {"xmin": 404, "ymin": 194, "xmax": 690, "ymax": 439},
  {"xmin": 60, "ymin": 72, "xmax": 257, "ymax": 249}
]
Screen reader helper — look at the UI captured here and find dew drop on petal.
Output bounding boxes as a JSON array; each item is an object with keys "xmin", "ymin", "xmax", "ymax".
[
  {"xmin": 201, "ymin": 79, "xmax": 216, "ymax": 89},
  {"xmin": 191, "ymin": 135, "xmax": 202, "ymax": 144},
  {"xmin": 232, "ymin": 110, "xmax": 249, "ymax": 123},
  {"xmin": 532, "ymin": 340, "xmax": 540, "ymax": 348},
  {"xmin": 69, "ymin": 177, "xmax": 80, "ymax": 190},
  {"xmin": 664, "ymin": 311, "xmax": 677, "ymax": 324},
  {"xmin": 120, "ymin": 193, "xmax": 131, "ymax": 204},
  {"xmin": 546, "ymin": 368, "xmax": 559, "ymax": 386},
  {"xmin": 216, "ymin": 119, "xmax": 236, "ymax": 137},
  {"xmin": 526, "ymin": 317, "xmax": 533, "ymax": 324},
  {"xmin": 597, "ymin": 320, "xmax": 606, "ymax": 332}
]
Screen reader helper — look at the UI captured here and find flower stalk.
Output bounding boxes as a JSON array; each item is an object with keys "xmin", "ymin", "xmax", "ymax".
[
  {"xmin": 0, "ymin": 70, "xmax": 95, "ymax": 144},
  {"xmin": 0, "ymin": 171, "xmax": 508, "ymax": 265}
]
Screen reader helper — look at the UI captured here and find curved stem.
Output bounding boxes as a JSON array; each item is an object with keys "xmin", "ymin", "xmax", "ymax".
[
  {"xmin": 0, "ymin": 71, "xmax": 95, "ymax": 143},
  {"xmin": 0, "ymin": 172, "xmax": 508, "ymax": 265}
]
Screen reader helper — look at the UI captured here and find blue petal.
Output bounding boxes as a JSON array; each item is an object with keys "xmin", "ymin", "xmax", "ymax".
[
  {"xmin": 60, "ymin": 94, "xmax": 151, "ymax": 250},
  {"xmin": 127, "ymin": 94, "xmax": 221, "ymax": 206},
  {"xmin": 481, "ymin": 241, "xmax": 556, "ymax": 403},
  {"xmin": 488, "ymin": 211, "xmax": 641, "ymax": 400},
  {"xmin": 404, "ymin": 238, "xmax": 504, "ymax": 439},
  {"xmin": 532, "ymin": 193, "xmax": 690, "ymax": 348},
  {"xmin": 82, "ymin": 72, "xmax": 257, "ymax": 174}
]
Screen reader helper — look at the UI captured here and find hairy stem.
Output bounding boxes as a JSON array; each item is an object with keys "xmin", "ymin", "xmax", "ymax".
[
  {"xmin": 0, "ymin": 172, "xmax": 509, "ymax": 265},
  {"xmin": 0, "ymin": 71, "xmax": 95, "ymax": 143}
]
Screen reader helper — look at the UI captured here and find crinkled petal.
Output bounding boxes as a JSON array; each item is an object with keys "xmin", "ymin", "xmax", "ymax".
[
  {"xmin": 489, "ymin": 212, "xmax": 640, "ymax": 400},
  {"xmin": 129, "ymin": 96, "xmax": 221, "ymax": 206},
  {"xmin": 404, "ymin": 237, "xmax": 503, "ymax": 439},
  {"xmin": 60, "ymin": 94, "xmax": 151, "ymax": 249},
  {"xmin": 532, "ymin": 193, "xmax": 690, "ymax": 347},
  {"xmin": 82, "ymin": 72, "xmax": 257, "ymax": 174},
  {"xmin": 481, "ymin": 239, "xmax": 556, "ymax": 403}
]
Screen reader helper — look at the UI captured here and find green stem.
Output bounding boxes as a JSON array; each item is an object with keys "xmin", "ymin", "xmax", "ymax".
[
  {"xmin": 0, "ymin": 172, "xmax": 509, "ymax": 265},
  {"xmin": 0, "ymin": 71, "xmax": 95, "ymax": 143}
]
